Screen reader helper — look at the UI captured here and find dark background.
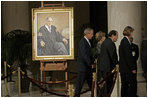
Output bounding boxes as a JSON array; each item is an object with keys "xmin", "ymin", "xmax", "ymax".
[{"xmin": 90, "ymin": 1, "xmax": 108, "ymax": 33}]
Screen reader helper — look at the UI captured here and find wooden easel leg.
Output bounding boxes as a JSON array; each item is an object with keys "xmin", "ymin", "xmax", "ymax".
[
  {"xmin": 65, "ymin": 71, "xmax": 68, "ymax": 93},
  {"xmin": 43, "ymin": 71, "xmax": 46, "ymax": 95},
  {"xmin": 40, "ymin": 62, "xmax": 43, "ymax": 96},
  {"xmin": 41, "ymin": 1, "xmax": 44, "ymax": 7},
  {"xmin": 39, "ymin": 60, "xmax": 68, "ymax": 95},
  {"xmin": 65, "ymin": 61, "xmax": 68, "ymax": 95}
]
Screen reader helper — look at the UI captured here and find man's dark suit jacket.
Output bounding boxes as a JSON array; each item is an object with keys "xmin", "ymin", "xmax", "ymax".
[
  {"xmin": 98, "ymin": 38, "xmax": 118, "ymax": 72},
  {"xmin": 131, "ymin": 43, "xmax": 139, "ymax": 71},
  {"xmin": 77, "ymin": 37, "xmax": 94, "ymax": 72},
  {"xmin": 119, "ymin": 37, "xmax": 135, "ymax": 74}
]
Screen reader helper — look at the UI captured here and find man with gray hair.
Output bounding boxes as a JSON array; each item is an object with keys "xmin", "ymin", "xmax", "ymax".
[
  {"xmin": 37, "ymin": 17, "xmax": 68, "ymax": 55},
  {"xmin": 74, "ymin": 28, "xmax": 95, "ymax": 96}
]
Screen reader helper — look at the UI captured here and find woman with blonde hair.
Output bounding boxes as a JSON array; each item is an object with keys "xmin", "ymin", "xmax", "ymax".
[
  {"xmin": 119, "ymin": 26, "xmax": 137, "ymax": 96},
  {"xmin": 95, "ymin": 31, "xmax": 106, "ymax": 58},
  {"xmin": 95, "ymin": 31, "xmax": 106, "ymax": 96}
]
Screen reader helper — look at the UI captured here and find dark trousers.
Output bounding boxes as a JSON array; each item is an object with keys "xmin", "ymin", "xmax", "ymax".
[
  {"xmin": 74, "ymin": 70, "xmax": 92, "ymax": 97},
  {"xmin": 97, "ymin": 70, "xmax": 114, "ymax": 96},
  {"xmin": 120, "ymin": 73, "xmax": 137, "ymax": 97}
]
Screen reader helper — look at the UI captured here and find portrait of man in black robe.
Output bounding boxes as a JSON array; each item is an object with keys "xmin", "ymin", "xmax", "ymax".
[{"xmin": 37, "ymin": 17, "xmax": 69, "ymax": 56}]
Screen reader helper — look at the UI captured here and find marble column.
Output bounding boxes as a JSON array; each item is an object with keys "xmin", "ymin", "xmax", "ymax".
[
  {"xmin": 107, "ymin": 1, "xmax": 147, "ymax": 73},
  {"xmin": 108, "ymin": 1, "xmax": 147, "ymax": 96}
]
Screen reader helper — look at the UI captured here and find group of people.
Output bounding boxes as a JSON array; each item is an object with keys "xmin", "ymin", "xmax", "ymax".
[{"xmin": 75, "ymin": 26, "xmax": 139, "ymax": 97}]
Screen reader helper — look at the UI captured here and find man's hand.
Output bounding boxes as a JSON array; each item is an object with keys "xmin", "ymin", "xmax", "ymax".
[
  {"xmin": 132, "ymin": 70, "xmax": 136, "ymax": 74},
  {"xmin": 63, "ymin": 38, "xmax": 68, "ymax": 45},
  {"xmin": 40, "ymin": 41, "xmax": 45, "ymax": 47}
]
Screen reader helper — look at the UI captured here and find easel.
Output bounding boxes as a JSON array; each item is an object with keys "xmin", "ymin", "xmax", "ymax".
[
  {"xmin": 39, "ymin": 1, "xmax": 69, "ymax": 95},
  {"xmin": 40, "ymin": 60, "xmax": 68, "ymax": 94},
  {"xmin": 40, "ymin": 1, "xmax": 65, "ymax": 8}
]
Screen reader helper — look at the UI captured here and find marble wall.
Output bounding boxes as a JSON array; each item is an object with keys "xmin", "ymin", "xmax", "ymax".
[{"xmin": 107, "ymin": 1, "xmax": 147, "ymax": 74}]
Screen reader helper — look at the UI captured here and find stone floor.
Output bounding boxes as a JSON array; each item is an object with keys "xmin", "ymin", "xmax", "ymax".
[{"xmin": 1, "ymin": 71, "xmax": 147, "ymax": 97}]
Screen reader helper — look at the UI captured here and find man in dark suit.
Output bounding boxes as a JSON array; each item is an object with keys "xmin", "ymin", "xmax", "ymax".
[
  {"xmin": 130, "ymin": 37, "xmax": 139, "ymax": 96},
  {"xmin": 119, "ymin": 26, "xmax": 137, "ymax": 97},
  {"xmin": 98, "ymin": 30, "xmax": 118, "ymax": 95},
  {"xmin": 74, "ymin": 28, "xmax": 94, "ymax": 97},
  {"xmin": 37, "ymin": 17, "xmax": 68, "ymax": 56}
]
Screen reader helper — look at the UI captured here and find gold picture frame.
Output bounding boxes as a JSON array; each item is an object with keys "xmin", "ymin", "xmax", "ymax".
[{"xmin": 32, "ymin": 7, "xmax": 74, "ymax": 60}]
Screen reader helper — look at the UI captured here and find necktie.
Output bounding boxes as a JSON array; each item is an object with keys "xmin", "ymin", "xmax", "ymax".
[
  {"xmin": 48, "ymin": 26, "xmax": 51, "ymax": 32},
  {"xmin": 88, "ymin": 41, "xmax": 91, "ymax": 47}
]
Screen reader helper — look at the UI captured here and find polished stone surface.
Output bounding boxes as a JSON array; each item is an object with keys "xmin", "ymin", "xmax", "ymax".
[{"xmin": 1, "ymin": 71, "xmax": 147, "ymax": 97}]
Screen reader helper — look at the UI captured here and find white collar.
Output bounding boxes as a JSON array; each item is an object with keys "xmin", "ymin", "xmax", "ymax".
[
  {"xmin": 45, "ymin": 25, "xmax": 51, "ymax": 32},
  {"xmin": 84, "ymin": 36, "xmax": 89, "ymax": 42},
  {"xmin": 84, "ymin": 36, "xmax": 91, "ymax": 47},
  {"xmin": 125, "ymin": 36, "xmax": 131, "ymax": 45},
  {"xmin": 45, "ymin": 25, "xmax": 51, "ymax": 28}
]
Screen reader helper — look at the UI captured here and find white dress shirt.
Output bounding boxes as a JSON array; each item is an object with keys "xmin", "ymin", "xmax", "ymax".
[
  {"xmin": 84, "ymin": 36, "xmax": 91, "ymax": 47},
  {"xmin": 125, "ymin": 36, "xmax": 135, "ymax": 56},
  {"xmin": 45, "ymin": 25, "xmax": 66, "ymax": 42},
  {"xmin": 45, "ymin": 25, "xmax": 51, "ymax": 33},
  {"xmin": 125, "ymin": 36, "xmax": 131, "ymax": 45}
]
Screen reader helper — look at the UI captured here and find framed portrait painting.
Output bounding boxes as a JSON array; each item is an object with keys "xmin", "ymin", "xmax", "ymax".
[{"xmin": 32, "ymin": 7, "xmax": 74, "ymax": 60}]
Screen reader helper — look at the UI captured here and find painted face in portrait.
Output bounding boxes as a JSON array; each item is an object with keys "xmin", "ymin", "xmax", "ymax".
[{"xmin": 46, "ymin": 17, "xmax": 53, "ymax": 26}]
